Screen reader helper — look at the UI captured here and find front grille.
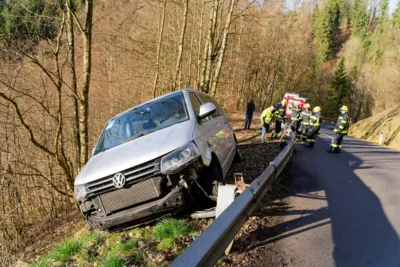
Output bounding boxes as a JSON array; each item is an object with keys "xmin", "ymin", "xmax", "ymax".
[
  {"xmin": 86, "ymin": 158, "xmax": 160, "ymax": 195},
  {"xmin": 99, "ymin": 176, "xmax": 163, "ymax": 214}
]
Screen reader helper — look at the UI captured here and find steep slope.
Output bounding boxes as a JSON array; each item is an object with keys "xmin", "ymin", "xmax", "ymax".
[{"xmin": 349, "ymin": 107, "xmax": 400, "ymax": 150}]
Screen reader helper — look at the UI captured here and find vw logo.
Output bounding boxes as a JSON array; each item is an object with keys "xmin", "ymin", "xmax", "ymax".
[{"xmin": 113, "ymin": 173, "xmax": 126, "ymax": 189}]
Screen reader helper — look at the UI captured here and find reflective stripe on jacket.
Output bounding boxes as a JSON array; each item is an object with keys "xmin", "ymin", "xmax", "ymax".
[
  {"xmin": 334, "ymin": 112, "xmax": 350, "ymax": 134},
  {"xmin": 301, "ymin": 110, "xmax": 312, "ymax": 125},
  {"xmin": 310, "ymin": 111, "xmax": 321, "ymax": 126},
  {"xmin": 290, "ymin": 106, "xmax": 302, "ymax": 121},
  {"xmin": 260, "ymin": 108, "xmax": 275, "ymax": 124}
]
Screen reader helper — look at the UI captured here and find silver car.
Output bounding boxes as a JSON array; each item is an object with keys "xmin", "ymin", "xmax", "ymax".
[{"xmin": 74, "ymin": 89, "xmax": 240, "ymax": 230}]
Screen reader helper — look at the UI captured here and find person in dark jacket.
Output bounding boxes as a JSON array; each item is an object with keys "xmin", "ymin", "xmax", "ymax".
[
  {"xmin": 271, "ymin": 99, "xmax": 287, "ymax": 139},
  {"xmin": 327, "ymin": 106, "xmax": 350, "ymax": 154},
  {"xmin": 244, "ymin": 98, "xmax": 255, "ymax": 129},
  {"xmin": 306, "ymin": 106, "xmax": 322, "ymax": 148}
]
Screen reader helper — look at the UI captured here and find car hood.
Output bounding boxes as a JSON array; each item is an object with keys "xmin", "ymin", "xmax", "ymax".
[{"xmin": 75, "ymin": 120, "xmax": 195, "ymax": 185}]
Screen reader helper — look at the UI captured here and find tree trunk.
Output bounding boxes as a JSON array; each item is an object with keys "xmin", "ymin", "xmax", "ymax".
[
  {"xmin": 153, "ymin": 0, "xmax": 167, "ymax": 97},
  {"xmin": 173, "ymin": 0, "xmax": 189, "ymax": 90},
  {"xmin": 186, "ymin": 0, "xmax": 198, "ymax": 87},
  {"xmin": 77, "ymin": 0, "xmax": 93, "ymax": 167},
  {"xmin": 201, "ymin": 0, "xmax": 219, "ymax": 93},
  {"xmin": 198, "ymin": 6, "xmax": 212, "ymax": 91},
  {"xmin": 232, "ymin": 3, "xmax": 244, "ymax": 106},
  {"xmin": 66, "ymin": 2, "xmax": 80, "ymax": 173},
  {"xmin": 210, "ymin": 0, "xmax": 236, "ymax": 96},
  {"xmin": 195, "ymin": 0, "xmax": 206, "ymax": 89}
]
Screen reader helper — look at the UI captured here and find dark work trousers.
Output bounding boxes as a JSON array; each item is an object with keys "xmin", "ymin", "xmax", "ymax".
[
  {"xmin": 301, "ymin": 124, "xmax": 310, "ymax": 141},
  {"xmin": 291, "ymin": 120, "xmax": 302, "ymax": 139},
  {"xmin": 244, "ymin": 113, "xmax": 253, "ymax": 129},
  {"xmin": 331, "ymin": 133, "xmax": 344, "ymax": 150},
  {"xmin": 306, "ymin": 126, "xmax": 320, "ymax": 148},
  {"xmin": 272, "ymin": 121, "xmax": 282, "ymax": 138}
]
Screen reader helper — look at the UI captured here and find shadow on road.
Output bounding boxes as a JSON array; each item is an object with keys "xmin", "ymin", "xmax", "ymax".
[{"xmin": 237, "ymin": 132, "xmax": 400, "ymax": 266}]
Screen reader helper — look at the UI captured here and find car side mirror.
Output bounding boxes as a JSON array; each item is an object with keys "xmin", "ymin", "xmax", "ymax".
[
  {"xmin": 91, "ymin": 147, "xmax": 95, "ymax": 157},
  {"xmin": 198, "ymin": 102, "xmax": 216, "ymax": 120}
]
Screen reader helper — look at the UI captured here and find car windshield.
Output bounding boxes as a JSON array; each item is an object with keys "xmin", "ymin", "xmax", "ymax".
[{"xmin": 94, "ymin": 92, "xmax": 189, "ymax": 155}]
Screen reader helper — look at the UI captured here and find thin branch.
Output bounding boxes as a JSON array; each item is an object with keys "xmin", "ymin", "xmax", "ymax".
[
  {"xmin": 0, "ymin": 92, "xmax": 55, "ymax": 157},
  {"xmin": 0, "ymin": 79, "xmax": 59, "ymax": 122}
]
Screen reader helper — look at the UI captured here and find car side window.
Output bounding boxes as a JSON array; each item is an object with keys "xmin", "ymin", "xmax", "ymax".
[
  {"xmin": 189, "ymin": 92, "xmax": 202, "ymax": 116},
  {"xmin": 197, "ymin": 93, "xmax": 224, "ymax": 118}
]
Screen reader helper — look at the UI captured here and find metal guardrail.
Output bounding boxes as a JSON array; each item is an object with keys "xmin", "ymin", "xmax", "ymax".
[{"xmin": 171, "ymin": 132, "xmax": 295, "ymax": 267}]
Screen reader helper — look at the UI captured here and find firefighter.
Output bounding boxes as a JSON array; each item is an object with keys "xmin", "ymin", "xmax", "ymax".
[
  {"xmin": 327, "ymin": 106, "xmax": 350, "ymax": 154},
  {"xmin": 300, "ymin": 103, "xmax": 312, "ymax": 142},
  {"xmin": 306, "ymin": 106, "xmax": 322, "ymax": 148},
  {"xmin": 289, "ymin": 103, "xmax": 302, "ymax": 140},
  {"xmin": 260, "ymin": 104, "xmax": 276, "ymax": 142},
  {"xmin": 271, "ymin": 99, "xmax": 286, "ymax": 139}
]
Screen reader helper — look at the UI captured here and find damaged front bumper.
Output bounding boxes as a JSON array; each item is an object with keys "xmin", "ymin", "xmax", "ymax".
[{"xmin": 87, "ymin": 187, "xmax": 184, "ymax": 230}]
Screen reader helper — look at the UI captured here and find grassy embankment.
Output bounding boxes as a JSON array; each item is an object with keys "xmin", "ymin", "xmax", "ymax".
[{"xmin": 349, "ymin": 107, "xmax": 400, "ymax": 150}]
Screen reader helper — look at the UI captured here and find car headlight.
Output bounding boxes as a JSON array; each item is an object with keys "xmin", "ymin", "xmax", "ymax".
[
  {"xmin": 161, "ymin": 142, "xmax": 200, "ymax": 174},
  {"xmin": 74, "ymin": 184, "xmax": 88, "ymax": 201}
]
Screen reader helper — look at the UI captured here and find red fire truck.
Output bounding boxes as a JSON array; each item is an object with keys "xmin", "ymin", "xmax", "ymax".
[{"xmin": 282, "ymin": 92, "xmax": 307, "ymax": 119}]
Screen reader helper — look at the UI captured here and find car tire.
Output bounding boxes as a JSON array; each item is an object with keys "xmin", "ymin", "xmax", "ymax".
[{"xmin": 203, "ymin": 163, "xmax": 223, "ymax": 197}]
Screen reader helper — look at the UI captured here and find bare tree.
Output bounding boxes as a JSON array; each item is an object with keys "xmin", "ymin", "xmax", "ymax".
[
  {"xmin": 199, "ymin": 0, "xmax": 219, "ymax": 92},
  {"xmin": 153, "ymin": 0, "xmax": 167, "ymax": 97},
  {"xmin": 66, "ymin": 1, "xmax": 80, "ymax": 172},
  {"xmin": 173, "ymin": 0, "xmax": 190, "ymax": 90},
  {"xmin": 196, "ymin": 0, "xmax": 207, "ymax": 88},
  {"xmin": 68, "ymin": 0, "xmax": 94, "ymax": 168},
  {"xmin": 210, "ymin": 0, "xmax": 236, "ymax": 96}
]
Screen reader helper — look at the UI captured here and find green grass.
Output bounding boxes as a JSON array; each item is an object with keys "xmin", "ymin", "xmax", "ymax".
[
  {"xmin": 152, "ymin": 218, "xmax": 189, "ymax": 240},
  {"xmin": 51, "ymin": 239, "xmax": 82, "ymax": 262},
  {"xmin": 100, "ymin": 253, "xmax": 125, "ymax": 267},
  {"xmin": 30, "ymin": 239, "xmax": 83, "ymax": 266},
  {"xmin": 122, "ymin": 239, "xmax": 137, "ymax": 250},
  {"xmin": 157, "ymin": 238, "xmax": 175, "ymax": 251},
  {"xmin": 152, "ymin": 218, "xmax": 190, "ymax": 251}
]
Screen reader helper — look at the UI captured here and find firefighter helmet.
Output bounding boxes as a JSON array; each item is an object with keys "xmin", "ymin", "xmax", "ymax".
[
  {"xmin": 304, "ymin": 103, "xmax": 311, "ymax": 109},
  {"xmin": 340, "ymin": 105, "xmax": 349, "ymax": 112},
  {"xmin": 281, "ymin": 99, "xmax": 287, "ymax": 106},
  {"xmin": 313, "ymin": 106, "xmax": 321, "ymax": 112}
]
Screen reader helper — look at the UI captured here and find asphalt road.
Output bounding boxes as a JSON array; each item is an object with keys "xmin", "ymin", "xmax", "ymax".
[{"xmin": 258, "ymin": 125, "xmax": 400, "ymax": 267}]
